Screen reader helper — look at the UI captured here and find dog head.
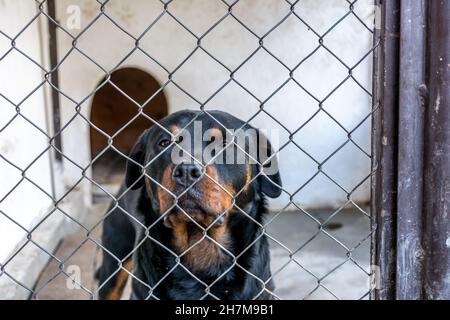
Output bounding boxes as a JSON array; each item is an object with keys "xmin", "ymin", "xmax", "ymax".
[{"xmin": 124, "ymin": 110, "xmax": 282, "ymax": 270}]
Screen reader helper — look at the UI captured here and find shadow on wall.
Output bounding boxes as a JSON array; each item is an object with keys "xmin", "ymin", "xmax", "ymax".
[{"xmin": 90, "ymin": 68, "xmax": 168, "ymax": 185}]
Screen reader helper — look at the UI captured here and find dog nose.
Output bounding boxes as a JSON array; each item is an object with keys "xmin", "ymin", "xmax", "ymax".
[{"xmin": 172, "ymin": 163, "xmax": 202, "ymax": 184}]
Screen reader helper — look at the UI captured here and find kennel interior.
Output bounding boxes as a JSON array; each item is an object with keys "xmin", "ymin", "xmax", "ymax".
[{"xmin": 0, "ymin": 0, "xmax": 377, "ymax": 299}]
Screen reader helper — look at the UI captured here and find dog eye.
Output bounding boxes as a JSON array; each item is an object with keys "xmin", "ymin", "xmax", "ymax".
[{"xmin": 158, "ymin": 139, "xmax": 171, "ymax": 148}]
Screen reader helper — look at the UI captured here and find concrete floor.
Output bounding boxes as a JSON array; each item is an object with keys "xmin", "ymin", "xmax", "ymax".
[{"xmin": 33, "ymin": 202, "xmax": 371, "ymax": 300}]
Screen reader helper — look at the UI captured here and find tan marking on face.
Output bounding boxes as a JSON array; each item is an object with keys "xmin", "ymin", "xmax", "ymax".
[
  {"xmin": 210, "ymin": 128, "xmax": 222, "ymax": 139},
  {"xmin": 169, "ymin": 125, "xmax": 180, "ymax": 135},
  {"xmin": 168, "ymin": 165, "xmax": 235, "ymax": 271},
  {"xmin": 203, "ymin": 166, "xmax": 235, "ymax": 214},
  {"xmin": 157, "ymin": 164, "xmax": 175, "ymax": 214},
  {"xmin": 171, "ymin": 220, "xmax": 230, "ymax": 272},
  {"xmin": 105, "ymin": 259, "xmax": 133, "ymax": 300},
  {"xmin": 246, "ymin": 165, "xmax": 252, "ymax": 185},
  {"xmin": 171, "ymin": 220, "xmax": 189, "ymax": 252},
  {"xmin": 184, "ymin": 228, "xmax": 230, "ymax": 271},
  {"xmin": 160, "ymin": 164, "xmax": 237, "ymax": 272},
  {"xmin": 241, "ymin": 165, "xmax": 252, "ymax": 193}
]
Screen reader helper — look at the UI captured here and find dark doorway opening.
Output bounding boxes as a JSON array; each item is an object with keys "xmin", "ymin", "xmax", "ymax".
[{"xmin": 90, "ymin": 68, "xmax": 168, "ymax": 190}]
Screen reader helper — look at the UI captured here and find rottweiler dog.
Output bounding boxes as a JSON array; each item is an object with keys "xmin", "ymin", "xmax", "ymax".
[{"xmin": 96, "ymin": 110, "xmax": 282, "ymax": 300}]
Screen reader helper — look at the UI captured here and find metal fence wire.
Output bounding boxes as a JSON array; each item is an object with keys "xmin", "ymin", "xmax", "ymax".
[{"xmin": 0, "ymin": 0, "xmax": 379, "ymax": 300}]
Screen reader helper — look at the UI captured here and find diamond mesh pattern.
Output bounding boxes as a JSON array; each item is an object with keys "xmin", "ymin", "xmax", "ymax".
[{"xmin": 0, "ymin": 0, "xmax": 379, "ymax": 300}]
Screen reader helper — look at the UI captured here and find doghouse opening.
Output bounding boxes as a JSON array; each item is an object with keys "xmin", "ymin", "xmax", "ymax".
[{"xmin": 90, "ymin": 68, "xmax": 168, "ymax": 188}]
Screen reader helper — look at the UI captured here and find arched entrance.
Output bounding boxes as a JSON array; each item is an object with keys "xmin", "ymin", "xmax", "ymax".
[{"xmin": 90, "ymin": 68, "xmax": 168, "ymax": 187}]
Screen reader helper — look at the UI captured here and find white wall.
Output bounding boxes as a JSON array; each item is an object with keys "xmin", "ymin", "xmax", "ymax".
[
  {"xmin": 55, "ymin": 0, "xmax": 375, "ymax": 210},
  {"xmin": 0, "ymin": 1, "xmax": 53, "ymax": 263},
  {"xmin": 0, "ymin": 2, "xmax": 90, "ymax": 297}
]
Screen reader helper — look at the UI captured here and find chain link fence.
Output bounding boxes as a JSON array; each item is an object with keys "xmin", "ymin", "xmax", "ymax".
[{"xmin": 0, "ymin": 0, "xmax": 379, "ymax": 300}]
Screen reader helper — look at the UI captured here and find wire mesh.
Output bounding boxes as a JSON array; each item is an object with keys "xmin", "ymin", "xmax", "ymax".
[{"xmin": 0, "ymin": 0, "xmax": 379, "ymax": 300}]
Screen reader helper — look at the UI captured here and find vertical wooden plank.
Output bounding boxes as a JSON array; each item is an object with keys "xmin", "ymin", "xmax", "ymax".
[{"xmin": 423, "ymin": 0, "xmax": 450, "ymax": 300}]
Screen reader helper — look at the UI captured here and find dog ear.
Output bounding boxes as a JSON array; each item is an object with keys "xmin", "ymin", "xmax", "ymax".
[
  {"xmin": 256, "ymin": 130, "xmax": 282, "ymax": 198},
  {"xmin": 125, "ymin": 130, "xmax": 149, "ymax": 190}
]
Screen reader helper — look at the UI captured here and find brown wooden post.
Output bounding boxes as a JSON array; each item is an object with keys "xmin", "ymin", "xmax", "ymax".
[
  {"xmin": 47, "ymin": 0, "xmax": 63, "ymax": 159},
  {"xmin": 371, "ymin": 0, "xmax": 400, "ymax": 300},
  {"xmin": 373, "ymin": 0, "xmax": 450, "ymax": 300},
  {"xmin": 422, "ymin": 0, "xmax": 450, "ymax": 300},
  {"xmin": 396, "ymin": 0, "xmax": 427, "ymax": 300}
]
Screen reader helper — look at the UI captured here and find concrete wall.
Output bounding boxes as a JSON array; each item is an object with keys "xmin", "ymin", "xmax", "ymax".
[
  {"xmin": 0, "ymin": 0, "xmax": 54, "ymax": 265},
  {"xmin": 0, "ymin": 1, "xmax": 87, "ymax": 298},
  {"xmin": 55, "ymin": 0, "xmax": 375, "ymax": 211}
]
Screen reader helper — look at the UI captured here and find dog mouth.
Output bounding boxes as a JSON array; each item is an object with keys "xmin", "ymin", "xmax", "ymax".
[
  {"xmin": 174, "ymin": 198, "xmax": 204, "ymax": 215},
  {"xmin": 162, "ymin": 195, "xmax": 226, "ymax": 229}
]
